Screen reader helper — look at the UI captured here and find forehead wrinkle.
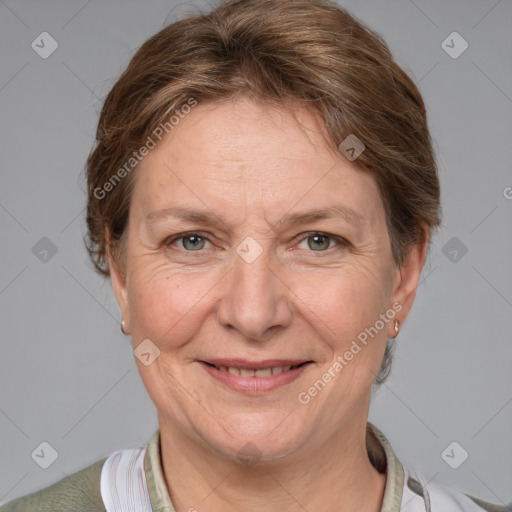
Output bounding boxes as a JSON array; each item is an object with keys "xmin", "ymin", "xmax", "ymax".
[
  {"xmin": 145, "ymin": 203, "xmax": 365, "ymax": 237},
  {"xmin": 144, "ymin": 206, "xmax": 239, "ymax": 232},
  {"xmin": 271, "ymin": 205, "xmax": 366, "ymax": 232}
]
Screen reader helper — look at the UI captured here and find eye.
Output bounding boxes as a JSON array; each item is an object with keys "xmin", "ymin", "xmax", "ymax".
[
  {"xmin": 296, "ymin": 232, "xmax": 346, "ymax": 252},
  {"xmin": 165, "ymin": 232, "xmax": 212, "ymax": 251},
  {"xmin": 164, "ymin": 231, "xmax": 346, "ymax": 254}
]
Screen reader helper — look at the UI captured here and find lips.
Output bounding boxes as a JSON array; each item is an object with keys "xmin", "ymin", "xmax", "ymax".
[
  {"xmin": 198, "ymin": 358, "xmax": 313, "ymax": 393},
  {"xmin": 203, "ymin": 358, "xmax": 310, "ymax": 372},
  {"xmin": 204, "ymin": 361, "xmax": 306, "ymax": 377}
]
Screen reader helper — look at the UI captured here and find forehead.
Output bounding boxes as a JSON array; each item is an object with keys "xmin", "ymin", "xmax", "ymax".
[
  {"xmin": 132, "ymin": 98, "xmax": 383, "ymax": 228},
  {"xmin": 145, "ymin": 99, "xmax": 337, "ymax": 170}
]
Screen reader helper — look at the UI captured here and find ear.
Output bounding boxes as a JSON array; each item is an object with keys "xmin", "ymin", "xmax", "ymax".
[
  {"xmin": 106, "ymin": 231, "xmax": 131, "ymax": 334},
  {"xmin": 388, "ymin": 229, "xmax": 429, "ymax": 338}
]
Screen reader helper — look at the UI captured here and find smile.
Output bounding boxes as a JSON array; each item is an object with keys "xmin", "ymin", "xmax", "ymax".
[
  {"xmin": 207, "ymin": 363, "xmax": 305, "ymax": 377},
  {"xmin": 199, "ymin": 360, "xmax": 313, "ymax": 393}
]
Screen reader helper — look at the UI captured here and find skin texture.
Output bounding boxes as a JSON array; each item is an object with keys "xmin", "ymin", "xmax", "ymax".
[{"xmin": 108, "ymin": 98, "xmax": 428, "ymax": 512}]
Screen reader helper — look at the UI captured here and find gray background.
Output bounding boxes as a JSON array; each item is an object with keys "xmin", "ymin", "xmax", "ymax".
[{"xmin": 1, "ymin": 0, "xmax": 511, "ymax": 506}]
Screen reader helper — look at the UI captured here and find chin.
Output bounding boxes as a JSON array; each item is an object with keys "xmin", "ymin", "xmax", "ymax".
[{"xmin": 197, "ymin": 411, "xmax": 309, "ymax": 465}]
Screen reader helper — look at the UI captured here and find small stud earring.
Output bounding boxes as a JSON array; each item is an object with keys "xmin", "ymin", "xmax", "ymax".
[
  {"xmin": 394, "ymin": 319, "xmax": 400, "ymax": 335},
  {"xmin": 121, "ymin": 320, "xmax": 128, "ymax": 335}
]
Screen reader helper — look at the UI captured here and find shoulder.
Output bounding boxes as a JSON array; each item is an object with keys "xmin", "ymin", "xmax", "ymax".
[
  {"xmin": 367, "ymin": 423, "xmax": 510, "ymax": 512},
  {"xmin": 0, "ymin": 457, "xmax": 108, "ymax": 512},
  {"xmin": 465, "ymin": 494, "xmax": 512, "ymax": 512},
  {"xmin": 405, "ymin": 472, "xmax": 512, "ymax": 512}
]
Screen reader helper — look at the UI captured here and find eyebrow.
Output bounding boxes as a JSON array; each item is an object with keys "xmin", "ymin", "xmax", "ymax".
[{"xmin": 145, "ymin": 204, "xmax": 365, "ymax": 230}]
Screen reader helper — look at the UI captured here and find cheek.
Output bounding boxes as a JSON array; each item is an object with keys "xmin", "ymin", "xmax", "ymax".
[
  {"xmin": 291, "ymin": 265, "xmax": 390, "ymax": 344},
  {"xmin": 287, "ymin": 264, "xmax": 392, "ymax": 394},
  {"xmin": 127, "ymin": 264, "xmax": 217, "ymax": 347}
]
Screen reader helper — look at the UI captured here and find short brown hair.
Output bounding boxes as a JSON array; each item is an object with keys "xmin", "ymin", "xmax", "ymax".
[{"xmin": 85, "ymin": 0, "xmax": 441, "ymax": 384}]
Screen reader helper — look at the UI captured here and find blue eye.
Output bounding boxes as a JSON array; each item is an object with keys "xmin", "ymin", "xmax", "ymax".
[
  {"xmin": 297, "ymin": 232, "xmax": 345, "ymax": 252},
  {"xmin": 164, "ymin": 231, "xmax": 347, "ymax": 255},
  {"xmin": 167, "ymin": 232, "xmax": 212, "ymax": 251},
  {"xmin": 307, "ymin": 234, "xmax": 331, "ymax": 251}
]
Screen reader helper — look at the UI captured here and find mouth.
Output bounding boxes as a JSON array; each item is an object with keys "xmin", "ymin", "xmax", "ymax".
[
  {"xmin": 202, "ymin": 361, "xmax": 309, "ymax": 377},
  {"xmin": 198, "ymin": 359, "xmax": 314, "ymax": 393}
]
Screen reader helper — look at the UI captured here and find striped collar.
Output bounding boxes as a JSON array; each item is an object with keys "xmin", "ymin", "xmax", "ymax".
[
  {"xmin": 101, "ymin": 422, "xmax": 502, "ymax": 511},
  {"xmin": 141, "ymin": 422, "xmax": 405, "ymax": 512}
]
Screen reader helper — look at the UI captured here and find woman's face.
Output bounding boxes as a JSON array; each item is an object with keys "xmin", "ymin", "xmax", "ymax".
[{"xmin": 110, "ymin": 98, "xmax": 425, "ymax": 462}]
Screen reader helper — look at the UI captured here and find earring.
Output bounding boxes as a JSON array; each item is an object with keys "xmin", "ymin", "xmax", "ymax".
[
  {"xmin": 121, "ymin": 320, "xmax": 128, "ymax": 335},
  {"xmin": 394, "ymin": 319, "xmax": 400, "ymax": 335}
]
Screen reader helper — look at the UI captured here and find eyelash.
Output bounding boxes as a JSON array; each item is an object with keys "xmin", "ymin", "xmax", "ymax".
[{"xmin": 164, "ymin": 231, "xmax": 348, "ymax": 254}]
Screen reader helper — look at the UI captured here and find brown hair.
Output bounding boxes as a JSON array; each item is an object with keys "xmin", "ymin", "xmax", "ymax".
[{"xmin": 85, "ymin": 0, "xmax": 441, "ymax": 384}]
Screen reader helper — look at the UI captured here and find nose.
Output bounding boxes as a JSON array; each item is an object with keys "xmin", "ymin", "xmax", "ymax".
[{"xmin": 216, "ymin": 248, "xmax": 293, "ymax": 341}]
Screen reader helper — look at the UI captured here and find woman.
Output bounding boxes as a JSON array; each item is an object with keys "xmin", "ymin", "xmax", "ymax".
[{"xmin": 1, "ymin": 1, "xmax": 508, "ymax": 511}]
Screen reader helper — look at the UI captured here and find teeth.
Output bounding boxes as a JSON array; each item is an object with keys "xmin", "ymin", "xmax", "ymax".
[
  {"xmin": 214, "ymin": 364, "xmax": 301, "ymax": 377},
  {"xmin": 254, "ymin": 368, "xmax": 272, "ymax": 377}
]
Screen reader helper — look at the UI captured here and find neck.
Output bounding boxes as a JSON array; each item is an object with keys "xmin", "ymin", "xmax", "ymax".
[{"xmin": 158, "ymin": 412, "xmax": 386, "ymax": 512}]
